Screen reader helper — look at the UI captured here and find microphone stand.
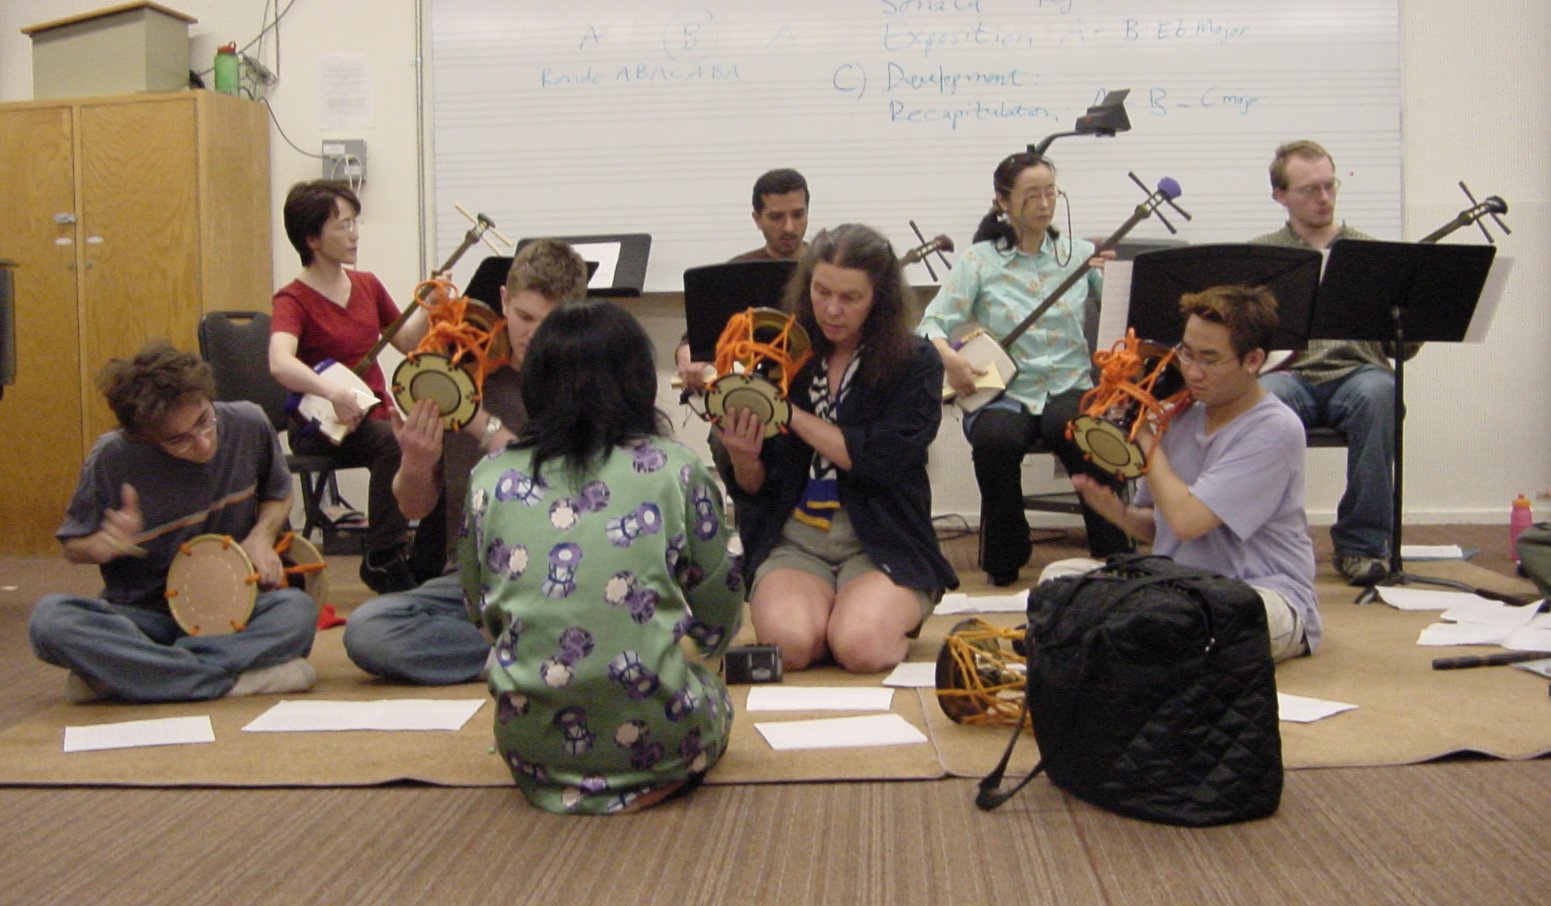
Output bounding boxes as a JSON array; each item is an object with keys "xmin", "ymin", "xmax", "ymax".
[{"xmin": 1354, "ymin": 182, "xmax": 1510, "ymax": 603}]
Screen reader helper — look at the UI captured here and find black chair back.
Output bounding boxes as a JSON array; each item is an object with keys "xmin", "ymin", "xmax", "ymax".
[{"xmin": 197, "ymin": 311, "xmax": 291, "ymax": 433}]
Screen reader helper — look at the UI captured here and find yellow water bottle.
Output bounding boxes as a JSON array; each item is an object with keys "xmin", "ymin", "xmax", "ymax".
[{"xmin": 214, "ymin": 43, "xmax": 239, "ymax": 96}]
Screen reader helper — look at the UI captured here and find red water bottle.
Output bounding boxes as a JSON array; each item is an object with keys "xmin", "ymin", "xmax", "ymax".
[{"xmin": 1510, "ymin": 494, "xmax": 1533, "ymax": 562}]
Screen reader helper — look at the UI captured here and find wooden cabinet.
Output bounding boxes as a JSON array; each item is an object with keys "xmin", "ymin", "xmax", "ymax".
[{"xmin": 0, "ymin": 91, "xmax": 271, "ymax": 555}]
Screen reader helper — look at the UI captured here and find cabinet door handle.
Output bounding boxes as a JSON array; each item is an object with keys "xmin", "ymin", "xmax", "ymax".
[
  {"xmin": 55, "ymin": 237, "xmax": 74, "ymax": 246},
  {"xmin": 54, "ymin": 212, "xmax": 77, "ymax": 225},
  {"xmin": 86, "ymin": 236, "xmax": 105, "ymax": 245}
]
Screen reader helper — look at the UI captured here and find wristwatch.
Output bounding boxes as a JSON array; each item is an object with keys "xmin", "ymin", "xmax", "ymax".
[{"xmin": 481, "ymin": 414, "xmax": 504, "ymax": 445}]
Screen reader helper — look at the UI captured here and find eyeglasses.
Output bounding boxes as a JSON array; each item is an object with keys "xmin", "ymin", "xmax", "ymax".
[
  {"xmin": 158, "ymin": 404, "xmax": 217, "ymax": 452},
  {"xmin": 1173, "ymin": 343, "xmax": 1236, "ymax": 371},
  {"xmin": 1014, "ymin": 186, "xmax": 1062, "ymax": 206},
  {"xmin": 1288, "ymin": 178, "xmax": 1341, "ymax": 199},
  {"xmin": 329, "ymin": 217, "xmax": 361, "ymax": 234}
]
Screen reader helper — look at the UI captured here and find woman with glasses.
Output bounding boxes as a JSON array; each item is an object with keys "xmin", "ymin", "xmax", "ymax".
[
  {"xmin": 918, "ymin": 152, "xmax": 1133, "ymax": 587},
  {"xmin": 29, "ymin": 341, "xmax": 320, "ymax": 702},
  {"xmin": 269, "ymin": 180, "xmax": 435, "ymax": 594}
]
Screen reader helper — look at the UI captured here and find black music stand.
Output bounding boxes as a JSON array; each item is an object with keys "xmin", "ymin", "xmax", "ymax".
[
  {"xmin": 463, "ymin": 255, "xmax": 512, "ymax": 311},
  {"xmin": 682, "ymin": 259, "xmax": 798, "ymax": 363},
  {"xmin": 463, "ymin": 255, "xmax": 598, "ymax": 314},
  {"xmin": 1125, "ymin": 244, "xmax": 1322, "ymax": 351},
  {"xmin": 515, "ymin": 234, "xmax": 651, "ymax": 297},
  {"xmin": 1312, "ymin": 240, "xmax": 1498, "ymax": 602}
]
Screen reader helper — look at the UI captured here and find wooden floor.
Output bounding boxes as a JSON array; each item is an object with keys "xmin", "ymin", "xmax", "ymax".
[{"xmin": 2, "ymin": 523, "xmax": 1548, "ymax": 905}]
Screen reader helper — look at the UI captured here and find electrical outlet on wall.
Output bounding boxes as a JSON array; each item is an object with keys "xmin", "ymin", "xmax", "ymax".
[{"xmin": 322, "ymin": 139, "xmax": 367, "ymax": 185}]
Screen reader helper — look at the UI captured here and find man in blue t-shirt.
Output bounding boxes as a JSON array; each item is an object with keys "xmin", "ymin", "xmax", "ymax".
[
  {"xmin": 29, "ymin": 342, "xmax": 319, "ymax": 702},
  {"xmin": 1043, "ymin": 285, "xmax": 1320, "ymax": 661}
]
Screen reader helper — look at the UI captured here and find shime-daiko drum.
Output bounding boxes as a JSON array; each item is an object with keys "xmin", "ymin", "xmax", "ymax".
[{"xmin": 702, "ymin": 307, "xmax": 814, "ymax": 440}]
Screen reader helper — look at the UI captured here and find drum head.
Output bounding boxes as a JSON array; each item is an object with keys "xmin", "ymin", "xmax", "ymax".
[
  {"xmin": 166, "ymin": 534, "xmax": 257, "ymax": 636},
  {"xmin": 935, "ymin": 619, "xmax": 996, "ymax": 723},
  {"xmin": 392, "ymin": 353, "xmax": 480, "ymax": 431},
  {"xmin": 1070, "ymin": 414, "xmax": 1147, "ymax": 479},
  {"xmin": 704, "ymin": 373, "xmax": 790, "ymax": 439}
]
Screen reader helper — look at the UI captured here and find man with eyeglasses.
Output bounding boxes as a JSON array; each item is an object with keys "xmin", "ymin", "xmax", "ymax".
[
  {"xmin": 29, "ymin": 341, "xmax": 319, "ymax": 702},
  {"xmin": 1251, "ymin": 140, "xmax": 1411, "ymax": 587},
  {"xmin": 1045, "ymin": 285, "xmax": 1319, "ymax": 662}
]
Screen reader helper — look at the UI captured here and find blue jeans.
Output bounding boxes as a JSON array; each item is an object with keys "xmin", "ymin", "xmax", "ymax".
[
  {"xmin": 343, "ymin": 573, "xmax": 489, "ymax": 685},
  {"xmin": 29, "ymin": 588, "xmax": 317, "ymax": 702},
  {"xmin": 1260, "ymin": 365, "xmax": 1394, "ymax": 557}
]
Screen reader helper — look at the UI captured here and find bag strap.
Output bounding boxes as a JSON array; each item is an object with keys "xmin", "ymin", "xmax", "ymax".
[
  {"xmin": 974, "ymin": 698, "xmax": 1044, "ymax": 810},
  {"xmin": 978, "ymin": 563, "xmax": 1219, "ymax": 811}
]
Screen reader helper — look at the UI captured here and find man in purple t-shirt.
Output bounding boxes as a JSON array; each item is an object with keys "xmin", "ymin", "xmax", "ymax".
[{"xmin": 1045, "ymin": 284, "xmax": 1319, "ymax": 661}]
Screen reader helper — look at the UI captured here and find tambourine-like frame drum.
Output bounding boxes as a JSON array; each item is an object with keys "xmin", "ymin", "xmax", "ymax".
[
  {"xmin": 703, "ymin": 307, "xmax": 814, "ymax": 439},
  {"xmin": 704, "ymin": 373, "xmax": 792, "ymax": 440},
  {"xmin": 393, "ymin": 352, "xmax": 480, "ymax": 432},
  {"xmin": 1068, "ymin": 331, "xmax": 1189, "ymax": 479},
  {"xmin": 165, "ymin": 534, "xmax": 258, "ymax": 636},
  {"xmin": 394, "ymin": 281, "xmax": 510, "ymax": 431},
  {"xmin": 276, "ymin": 531, "xmax": 328, "ymax": 605},
  {"xmin": 934, "ymin": 618, "xmax": 1030, "ymax": 727}
]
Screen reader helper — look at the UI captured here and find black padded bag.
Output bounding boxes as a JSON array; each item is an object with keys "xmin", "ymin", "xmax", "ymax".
[{"xmin": 977, "ymin": 555, "xmax": 1283, "ymax": 826}]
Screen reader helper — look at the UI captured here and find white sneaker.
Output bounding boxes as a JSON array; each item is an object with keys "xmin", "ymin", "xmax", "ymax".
[{"xmin": 228, "ymin": 658, "xmax": 317, "ymax": 697}]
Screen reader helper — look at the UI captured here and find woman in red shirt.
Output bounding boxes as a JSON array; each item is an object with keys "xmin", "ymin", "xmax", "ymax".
[{"xmin": 269, "ymin": 180, "xmax": 434, "ymax": 593}]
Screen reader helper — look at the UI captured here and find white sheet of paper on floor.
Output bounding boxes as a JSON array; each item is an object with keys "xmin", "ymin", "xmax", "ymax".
[
  {"xmin": 63, "ymin": 715, "xmax": 215, "ymax": 753},
  {"xmin": 754, "ymin": 713, "xmax": 928, "ymax": 751},
  {"xmin": 1277, "ymin": 693, "xmax": 1358, "ymax": 723},
  {"xmin": 882, "ymin": 662, "xmax": 938, "ymax": 688},
  {"xmin": 1439, "ymin": 600, "xmax": 1541, "ymax": 629},
  {"xmin": 1510, "ymin": 658, "xmax": 1551, "ymax": 678},
  {"xmin": 1503, "ymin": 626, "xmax": 1551, "ymax": 652},
  {"xmin": 935, "ymin": 591, "xmax": 1027, "ymax": 614},
  {"xmin": 744, "ymin": 686, "xmax": 894, "ymax": 712},
  {"xmin": 241, "ymin": 699, "xmax": 485, "ymax": 732},
  {"xmin": 1376, "ymin": 587, "xmax": 1492, "ymax": 611}
]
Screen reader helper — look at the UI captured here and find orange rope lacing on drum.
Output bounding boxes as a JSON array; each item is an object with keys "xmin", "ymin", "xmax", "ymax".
[
  {"xmin": 712, "ymin": 309, "xmax": 814, "ymax": 399},
  {"xmin": 274, "ymin": 531, "xmax": 326, "ymax": 580},
  {"xmin": 1076, "ymin": 329, "xmax": 1191, "ymax": 463},
  {"xmin": 407, "ymin": 278, "xmax": 509, "ymax": 400},
  {"xmin": 934, "ymin": 621, "xmax": 1033, "ymax": 729}
]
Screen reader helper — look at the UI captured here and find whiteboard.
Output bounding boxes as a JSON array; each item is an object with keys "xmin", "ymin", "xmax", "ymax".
[{"xmin": 428, "ymin": 0, "xmax": 1400, "ymax": 292}]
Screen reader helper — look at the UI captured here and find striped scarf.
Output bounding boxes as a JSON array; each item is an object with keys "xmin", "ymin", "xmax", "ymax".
[{"xmin": 792, "ymin": 350, "xmax": 861, "ymax": 530}]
